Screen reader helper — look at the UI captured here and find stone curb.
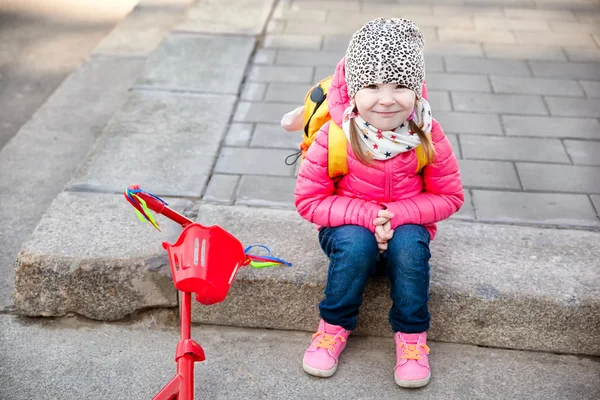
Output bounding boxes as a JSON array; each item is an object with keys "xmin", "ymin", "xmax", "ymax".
[{"xmin": 191, "ymin": 204, "xmax": 600, "ymax": 356}]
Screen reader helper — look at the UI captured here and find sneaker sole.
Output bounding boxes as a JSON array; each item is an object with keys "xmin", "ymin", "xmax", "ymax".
[
  {"xmin": 394, "ymin": 372, "xmax": 431, "ymax": 388},
  {"xmin": 302, "ymin": 361, "xmax": 337, "ymax": 378}
]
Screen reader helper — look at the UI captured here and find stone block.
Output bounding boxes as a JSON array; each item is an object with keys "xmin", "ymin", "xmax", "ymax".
[
  {"xmin": 69, "ymin": 91, "xmax": 236, "ymax": 197},
  {"xmin": 473, "ymin": 190, "xmax": 599, "ymax": 227},
  {"xmin": 447, "ymin": 134, "xmax": 461, "ymax": 158},
  {"xmin": 203, "ymin": 174, "xmax": 239, "ymax": 204},
  {"xmin": 191, "ymin": 204, "xmax": 600, "ymax": 355},
  {"xmin": 516, "ymin": 32, "xmax": 597, "ymax": 47},
  {"xmin": 504, "ymin": 8, "xmax": 578, "ymax": 21},
  {"xmin": 233, "ymin": 101, "xmax": 297, "ymax": 124},
  {"xmin": 591, "ymin": 195, "xmax": 600, "ymax": 215},
  {"xmin": 241, "ymin": 82, "xmax": 267, "ymax": 101},
  {"xmin": 13, "ymin": 192, "xmax": 188, "ymax": 320},
  {"xmin": 93, "ymin": 7, "xmax": 183, "ymax": 56},
  {"xmin": 473, "ymin": 17, "xmax": 550, "ymax": 31},
  {"xmin": 214, "ymin": 147, "xmax": 296, "ymax": 176},
  {"xmin": 483, "ymin": 44, "xmax": 567, "ymax": 61},
  {"xmin": 501, "ymin": 116, "xmax": 600, "ymax": 139},
  {"xmin": 490, "ymin": 76, "xmax": 584, "ymax": 97},
  {"xmin": 564, "ymin": 47, "xmax": 600, "ymax": 62},
  {"xmin": 251, "ymin": 123, "xmax": 300, "ymax": 149},
  {"xmin": 275, "ymin": 50, "xmax": 344, "ymax": 66},
  {"xmin": 427, "ymin": 91, "xmax": 452, "ymax": 111},
  {"xmin": 517, "ymin": 163, "xmax": 600, "ymax": 193},
  {"xmin": 235, "ymin": 175, "xmax": 296, "ymax": 208},
  {"xmin": 262, "ymin": 34, "xmax": 322, "ymax": 50},
  {"xmin": 452, "ymin": 93, "xmax": 547, "ymax": 115},
  {"xmin": 564, "ymin": 140, "xmax": 600, "ymax": 166},
  {"xmin": 529, "ymin": 61, "xmax": 600, "ymax": 80},
  {"xmin": 445, "ymin": 57, "xmax": 531, "ymax": 77},
  {"xmin": 0, "ymin": 57, "xmax": 144, "ymax": 310},
  {"xmin": 322, "ymin": 35, "xmax": 353, "ymax": 51},
  {"xmin": 247, "ymin": 65, "xmax": 314, "ymax": 83},
  {"xmin": 545, "ymin": 97, "xmax": 600, "ymax": 118},
  {"xmin": 265, "ymin": 83, "xmax": 313, "ymax": 102},
  {"xmin": 425, "ymin": 54, "xmax": 445, "ymax": 73},
  {"xmin": 438, "ymin": 29, "xmax": 516, "ymax": 44},
  {"xmin": 581, "ymin": 81, "xmax": 600, "ymax": 98},
  {"xmin": 253, "ymin": 49, "xmax": 276, "ymax": 64},
  {"xmin": 458, "ymin": 159, "xmax": 521, "ymax": 189},
  {"xmin": 273, "ymin": 8, "xmax": 328, "ymax": 22},
  {"xmin": 451, "ymin": 189, "xmax": 475, "ymax": 220},
  {"xmin": 174, "ymin": 0, "xmax": 275, "ymax": 35},
  {"xmin": 434, "ymin": 111, "xmax": 504, "ymax": 135},
  {"xmin": 426, "ymin": 73, "xmax": 491, "ymax": 92},
  {"xmin": 433, "ymin": 5, "xmax": 504, "ymax": 17},
  {"xmin": 224, "ymin": 123, "xmax": 254, "ymax": 147},
  {"xmin": 548, "ymin": 21, "xmax": 600, "ymax": 34},
  {"xmin": 461, "ymin": 135, "xmax": 570, "ymax": 163},
  {"xmin": 136, "ymin": 34, "xmax": 254, "ymax": 94},
  {"xmin": 426, "ymin": 42, "xmax": 484, "ymax": 57}
]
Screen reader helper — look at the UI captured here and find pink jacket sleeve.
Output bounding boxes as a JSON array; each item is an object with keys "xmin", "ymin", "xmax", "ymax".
[
  {"xmin": 295, "ymin": 123, "xmax": 384, "ymax": 232},
  {"xmin": 383, "ymin": 121, "xmax": 464, "ymax": 228}
]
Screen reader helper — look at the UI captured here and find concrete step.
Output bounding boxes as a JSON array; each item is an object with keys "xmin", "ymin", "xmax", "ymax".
[
  {"xmin": 1, "ymin": 314, "xmax": 598, "ymax": 400},
  {"xmin": 0, "ymin": 0, "xmax": 195, "ymax": 311},
  {"xmin": 13, "ymin": 199, "xmax": 600, "ymax": 356}
]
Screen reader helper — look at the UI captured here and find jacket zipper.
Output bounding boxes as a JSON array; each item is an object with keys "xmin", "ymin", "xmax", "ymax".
[{"xmin": 385, "ymin": 160, "xmax": 392, "ymax": 201}]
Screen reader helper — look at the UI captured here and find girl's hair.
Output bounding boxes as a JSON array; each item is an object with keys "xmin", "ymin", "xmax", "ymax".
[{"xmin": 349, "ymin": 103, "xmax": 436, "ymax": 170}]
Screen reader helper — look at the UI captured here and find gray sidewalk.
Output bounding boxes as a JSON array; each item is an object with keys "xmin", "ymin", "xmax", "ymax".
[
  {"xmin": 1, "ymin": 314, "xmax": 599, "ymax": 400},
  {"xmin": 2, "ymin": 0, "xmax": 600, "ymax": 398},
  {"xmin": 210, "ymin": 0, "xmax": 600, "ymax": 229}
]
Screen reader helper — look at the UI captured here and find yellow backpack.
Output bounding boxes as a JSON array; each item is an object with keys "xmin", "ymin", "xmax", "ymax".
[
  {"xmin": 285, "ymin": 76, "xmax": 430, "ymax": 177},
  {"xmin": 298, "ymin": 76, "xmax": 348, "ymax": 179}
]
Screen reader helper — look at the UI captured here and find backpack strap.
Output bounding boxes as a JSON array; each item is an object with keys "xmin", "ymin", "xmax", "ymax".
[{"xmin": 327, "ymin": 121, "xmax": 348, "ymax": 179}]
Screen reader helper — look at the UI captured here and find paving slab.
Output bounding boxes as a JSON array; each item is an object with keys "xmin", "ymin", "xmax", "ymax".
[
  {"xmin": 191, "ymin": 204, "xmax": 600, "ymax": 355},
  {"xmin": 203, "ymin": 174, "xmax": 240, "ymax": 204},
  {"xmin": 236, "ymin": 175, "xmax": 297, "ymax": 207},
  {"xmin": 545, "ymin": 97, "xmax": 600, "ymax": 118},
  {"xmin": 473, "ymin": 190, "xmax": 600, "ymax": 227},
  {"xmin": 12, "ymin": 192, "xmax": 192, "ymax": 320},
  {"xmin": 517, "ymin": 163, "xmax": 600, "ymax": 193},
  {"xmin": 451, "ymin": 92, "xmax": 547, "ymax": 115},
  {"xmin": 135, "ymin": 34, "xmax": 254, "ymax": 94},
  {"xmin": 501, "ymin": 115, "xmax": 600, "ymax": 139},
  {"xmin": 529, "ymin": 61, "xmax": 600, "ymax": 80},
  {"xmin": 2, "ymin": 315, "xmax": 599, "ymax": 400},
  {"xmin": 69, "ymin": 91, "xmax": 236, "ymax": 197},
  {"xmin": 214, "ymin": 147, "xmax": 296, "ymax": 176},
  {"xmin": 93, "ymin": 6, "xmax": 185, "ymax": 56},
  {"xmin": 483, "ymin": 43, "xmax": 567, "ymax": 61},
  {"xmin": 174, "ymin": 0, "xmax": 275, "ymax": 35},
  {"xmin": 458, "ymin": 159, "xmax": 521, "ymax": 189},
  {"xmin": 0, "ymin": 56, "xmax": 144, "ymax": 311},
  {"xmin": 490, "ymin": 76, "xmax": 584, "ymax": 97},
  {"xmin": 564, "ymin": 140, "xmax": 600, "ymax": 166},
  {"xmin": 445, "ymin": 56, "xmax": 532, "ymax": 77},
  {"xmin": 460, "ymin": 135, "xmax": 570, "ymax": 163},
  {"xmin": 434, "ymin": 111, "xmax": 504, "ymax": 135}
]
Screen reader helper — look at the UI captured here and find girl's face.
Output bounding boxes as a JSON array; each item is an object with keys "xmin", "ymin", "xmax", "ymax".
[{"xmin": 353, "ymin": 83, "xmax": 416, "ymax": 131}]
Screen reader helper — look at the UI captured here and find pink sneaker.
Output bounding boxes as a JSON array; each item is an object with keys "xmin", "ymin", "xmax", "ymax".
[
  {"xmin": 302, "ymin": 319, "xmax": 351, "ymax": 377},
  {"xmin": 394, "ymin": 331, "xmax": 431, "ymax": 388}
]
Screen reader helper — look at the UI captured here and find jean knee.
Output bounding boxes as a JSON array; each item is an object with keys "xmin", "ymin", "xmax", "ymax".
[
  {"xmin": 388, "ymin": 224, "xmax": 431, "ymax": 265},
  {"xmin": 320, "ymin": 225, "xmax": 379, "ymax": 272}
]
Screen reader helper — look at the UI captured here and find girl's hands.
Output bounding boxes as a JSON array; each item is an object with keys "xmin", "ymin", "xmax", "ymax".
[{"xmin": 374, "ymin": 209, "xmax": 394, "ymax": 253}]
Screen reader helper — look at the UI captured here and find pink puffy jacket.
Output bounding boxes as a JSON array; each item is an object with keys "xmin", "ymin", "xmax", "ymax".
[{"xmin": 294, "ymin": 58, "xmax": 464, "ymax": 240}]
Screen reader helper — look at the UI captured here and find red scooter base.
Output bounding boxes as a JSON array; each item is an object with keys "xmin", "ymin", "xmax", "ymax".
[{"xmin": 153, "ymin": 292, "xmax": 205, "ymax": 400}]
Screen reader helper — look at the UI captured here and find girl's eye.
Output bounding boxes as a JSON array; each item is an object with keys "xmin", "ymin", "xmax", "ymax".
[
  {"xmin": 365, "ymin": 84, "xmax": 378, "ymax": 89},
  {"xmin": 396, "ymin": 85, "xmax": 407, "ymax": 89}
]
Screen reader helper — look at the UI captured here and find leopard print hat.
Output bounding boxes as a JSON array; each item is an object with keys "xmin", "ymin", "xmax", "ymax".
[{"xmin": 345, "ymin": 18, "xmax": 425, "ymax": 99}]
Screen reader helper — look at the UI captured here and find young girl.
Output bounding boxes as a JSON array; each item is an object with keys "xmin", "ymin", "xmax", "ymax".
[{"xmin": 294, "ymin": 18, "xmax": 464, "ymax": 388}]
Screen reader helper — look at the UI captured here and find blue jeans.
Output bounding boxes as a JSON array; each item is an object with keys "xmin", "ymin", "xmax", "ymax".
[{"xmin": 318, "ymin": 224, "xmax": 431, "ymax": 333}]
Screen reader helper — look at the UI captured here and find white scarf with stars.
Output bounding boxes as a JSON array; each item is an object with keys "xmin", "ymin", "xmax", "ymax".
[{"xmin": 342, "ymin": 98, "xmax": 433, "ymax": 160}]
